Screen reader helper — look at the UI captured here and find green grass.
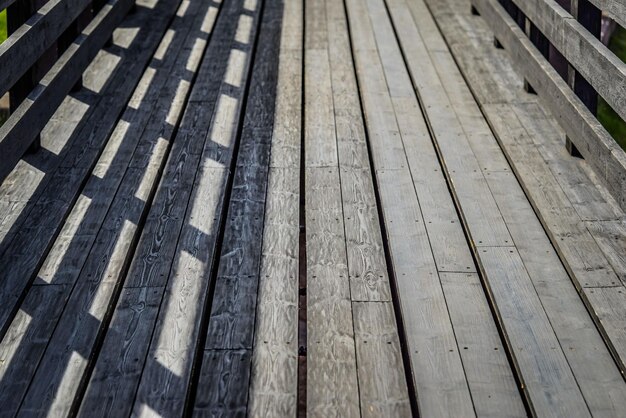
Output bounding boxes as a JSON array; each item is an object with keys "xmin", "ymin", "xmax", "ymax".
[
  {"xmin": 1, "ymin": 10, "xmax": 7, "ymax": 126},
  {"xmin": 598, "ymin": 25, "xmax": 626, "ymax": 150},
  {"xmin": 0, "ymin": 9, "xmax": 7, "ymax": 43}
]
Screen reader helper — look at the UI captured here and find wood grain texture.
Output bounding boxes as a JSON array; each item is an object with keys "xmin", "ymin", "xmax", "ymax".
[
  {"xmin": 305, "ymin": 165, "xmax": 359, "ymax": 417},
  {"xmin": 0, "ymin": 0, "xmax": 183, "ymax": 338},
  {"xmin": 439, "ymin": 273, "xmax": 526, "ymax": 418},
  {"xmin": 352, "ymin": 302, "xmax": 411, "ymax": 417},
  {"xmin": 487, "ymin": 170, "xmax": 626, "ymax": 415},
  {"xmin": 247, "ymin": 3, "xmax": 302, "ymax": 414},
  {"xmin": 0, "ymin": 0, "xmax": 94, "ymax": 96},
  {"xmin": 345, "ymin": 0, "xmax": 476, "ymax": 414},
  {"xmin": 193, "ymin": 349, "xmax": 252, "ymax": 418},
  {"xmin": 477, "ymin": 247, "xmax": 589, "ymax": 416},
  {"xmin": 508, "ymin": 0, "xmax": 626, "ymax": 124},
  {"xmin": 0, "ymin": 0, "xmax": 136, "ymax": 181},
  {"xmin": 470, "ymin": 0, "xmax": 626, "ymax": 211}
]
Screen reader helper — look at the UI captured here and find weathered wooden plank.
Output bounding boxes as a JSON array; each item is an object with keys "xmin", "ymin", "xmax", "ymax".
[
  {"xmin": 130, "ymin": 2, "xmax": 262, "ymax": 415},
  {"xmin": 345, "ymin": 0, "xmax": 476, "ymax": 414},
  {"xmin": 587, "ymin": 220, "xmax": 626, "ymax": 284},
  {"xmin": 80, "ymin": 1, "xmax": 261, "ymax": 415},
  {"xmin": 0, "ymin": 0, "xmax": 181, "ymax": 343},
  {"xmin": 471, "ymin": 0, "xmax": 626, "ymax": 211},
  {"xmin": 508, "ymin": 0, "xmax": 626, "ymax": 125},
  {"xmin": 439, "ymin": 272, "xmax": 526, "ymax": 417},
  {"xmin": 0, "ymin": 0, "xmax": 94, "ymax": 96},
  {"xmin": 487, "ymin": 170, "xmax": 626, "ymax": 415},
  {"xmin": 193, "ymin": 349, "xmax": 252, "ymax": 417},
  {"xmin": 305, "ymin": 165, "xmax": 359, "ymax": 417},
  {"xmin": 0, "ymin": 0, "xmax": 136, "ymax": 181},
  {"xmin": 476, "ymin": 247, "xmax": 590, "ymax": 416},
  {"xmin": 325, "ymin": 0, "xmax": 392, "ymax": 301},
  {"xmin": 304, "ymin": 1, "xmax": 359, "ymax": 415},
  {"xmin": 587, "ymin": 0, "xmax": 626, "ymax": 29},
  {"xmin": 247, "ymin": 2, "xmax": 302, "ymax": 413},
  {"xmin": 427, "ymin": 0, "xmax": 626, "ymax": 377},
  {"xmin": 352, "ymin": 302, "xmax": 411, "ymax": 417},
  {"xmin": 204, "ymin": 0, "xmax": 282, "ymax": 355},
  {"xmin": 384, "ymin": 0, "xmax": 512, "ymax": 249}
]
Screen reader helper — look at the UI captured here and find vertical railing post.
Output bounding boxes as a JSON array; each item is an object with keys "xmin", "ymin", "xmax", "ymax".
[
  {"xmin": 7, "ymin": 0, "xmax": 57, "ymax": 153},
  {"xmin": 567, "ymin": 0, "xmax": 601, "ymax": 156}
]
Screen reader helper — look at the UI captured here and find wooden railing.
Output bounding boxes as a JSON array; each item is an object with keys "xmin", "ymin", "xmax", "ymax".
[
  {"xmin": 471, "ymin": 0, "xmax": 626, "ymax": 210},
  {"xmin": 0, "ymin": 0, "xmax": 135, "ymax": 182}
]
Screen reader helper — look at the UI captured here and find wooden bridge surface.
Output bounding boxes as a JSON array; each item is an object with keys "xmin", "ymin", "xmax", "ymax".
[{"xmin": 1, "ymin": 0, "xmax": 626, "ymax": 416}]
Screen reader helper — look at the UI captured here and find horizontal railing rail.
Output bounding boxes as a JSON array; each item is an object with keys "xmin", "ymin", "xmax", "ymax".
[
  {"xmin": 472, "ymin": 0, "xmax": 626, "ymax": 210},
  {"xmin": 0, "ymin": 0, "xmax": 134, "ymax": 182}
]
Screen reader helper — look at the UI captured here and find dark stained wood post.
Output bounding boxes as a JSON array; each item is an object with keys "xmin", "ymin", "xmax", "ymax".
[
  {"xmin": 7, "ymin": 0, "xmax": 57, "ymax": 153},
  {"xmin": 566, "ymin": 0, "xmax": 601, "ymax": 156},
  {"xmin": 58, "ymin": 5, "xmax": 94, "ymax": 92}
]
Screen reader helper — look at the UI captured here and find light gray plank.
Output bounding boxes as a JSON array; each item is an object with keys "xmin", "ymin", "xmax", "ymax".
[
  {"xmin": 247, "ymin": 2, "xmax": 303, "ymax": 414},
  {"xmin": 305, "ymin": 165, "xmax": 359, "ymax": 417},
  {"xmin": 352, "ymin": 302, "xmax": 411, "ymax": 417},
  {"xmin": 0, "ymin": 0, "xmax": 136, "ymax": 181},
  {"xmin": 345, "ymin": 0, "xmax": 476, "ymax": 414},
  {"xmin": 487, "ymin": 170, "xmax": 626, "ymax": 415},
  {"xmin": 477, "ymin": 247, "xmax": 590, "ymax": 416},
  {"xmin": 440, "ymin": 272, "xmax": 526, "ymax": 418}
]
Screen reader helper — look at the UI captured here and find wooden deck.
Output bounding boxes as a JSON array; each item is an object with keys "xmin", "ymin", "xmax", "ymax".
[{"xmin": 1, "ymin": 0, "xmax": 626, "ymax": 416}]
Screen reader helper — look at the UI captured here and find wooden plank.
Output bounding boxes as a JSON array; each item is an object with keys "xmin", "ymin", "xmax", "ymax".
[
  {"xmin": 352, "ymin": 302, "xmax": 412, "ymax": 417},
  {"xmin": 383, "ymin": 0, "xmax": 512, "ymax": 249},
  {"xmin": 386, "ymin": 0, "xmax": 600, "ymax": 414},
  {"xmin": 471, "ymin": 0, "xmax": 626, "ymax": 211},
  {"xmin": 426, "ymin": 0, "xmax": 626, "ymax": 376},
  {"xmin": 487, "ymin": 171, "xmax": 626, "ymax": 415},
  {"xmin": 0, "ymin": 0, "xmax": 94, "ymax": 96},
  {"xmin": 476, "ymin": 247, "xmax": 589, "ymax": 416},
  {"xmin": 204, "ymin": 0, "xmax": 283, "ymax": 353},
  {"xmin": 439, "ymin": 272, "xmax": 526, "ymax": 417},
  {"xmin": 508, "ymin": 0, "xmax": 626, "ymax": 124},
  {"xmin": 588, "ymin": 0, "xmax": 626, "ymax": 29},
  {"xmin": 0, "ymin": 0, "xmax": 136, "ymax": 181},
  {"xmin": 326, "ymin": 0, "xmax": 392, "ymax": 301},
  {"xmin": 193, "ymin": 349, "xmax": 252, "ymax": 417},
  {"xmin": 11, "ymin": 1, "xmax": 217, "ymax": 414},
  {"xmin": 304, "ymin": 1, "xmax": 359, "ymax": 415},
  {"xmin": 344, "ymin": 0, "xmax": 476, "ymax": 414},
  {"xmin": 587, "ymin": 220, "xmax": 626, "ymax": 284},
  {"xmin": 130, "ymin": 1, "xmax": 262, "ymax": 414},
  {"xmin": 80, "ymin": 1, "xmax": 261, "ymax": 416},
  {"xmin": 305, "ymin": 167, "xmax": 359, "ymax": 417},
  {"xmin": 324, "ymin": 2, "xmax": 411, "ymax": 414},
  {"xmin": 247, "ymin": 2, "xmax": 303, "ymax": 413},
  {"xmin": 0, "ymin": 0, "xmax": 181, "ymax": 344}
]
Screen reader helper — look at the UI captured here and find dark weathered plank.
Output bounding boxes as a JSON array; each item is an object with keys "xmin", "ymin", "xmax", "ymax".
[
  {"xmin": 0, "ymin": 0, "xmax": 183, "ymax": 337},
  {"xmin": 129, "ymin": 1, "xmax": 262, "ymax": 414},
  {"xmin": 193, "ymin": 349, "xmax": 252, "ymax": 417},
  {"xmin": 0, "ymin": 0, "xmax": 94, "ymax": 96},
  {"xmin": 0, "ymin": 0, "xmax": 136, "ymax": 181},
  {"xmin": 79, "ymin": 1, "xmax": 261, "ymax": 416}
]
